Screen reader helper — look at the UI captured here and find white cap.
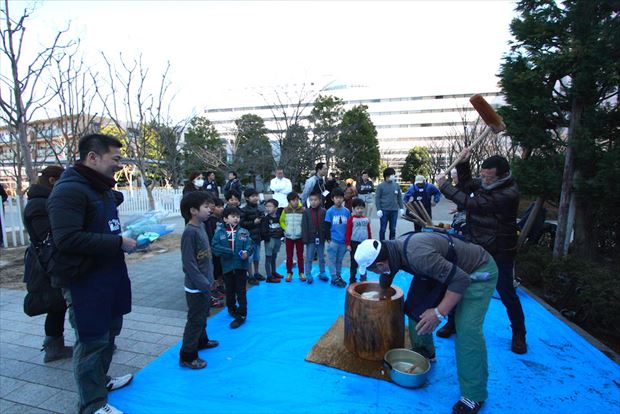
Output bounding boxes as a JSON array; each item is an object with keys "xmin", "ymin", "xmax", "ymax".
[
  {"xmin": 354, "ymin": 239, "xmax": 382, "ymax": 274},
  {"xmin": 414, "ymin": 175, "xmax": 425, "ymax": 184}
]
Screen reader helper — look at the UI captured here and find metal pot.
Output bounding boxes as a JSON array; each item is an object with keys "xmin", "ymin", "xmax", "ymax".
[{"xmin": 383, "ymin": 348, "xmax": 430, "ymax": 388}]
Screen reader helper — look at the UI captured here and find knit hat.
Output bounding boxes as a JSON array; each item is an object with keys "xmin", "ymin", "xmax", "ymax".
[
  {"xmin": 414, "ymin": 175, "xmax": 425, "ymax": 184},
  {"xmin": 354, "ymin": 239, "xmax": 382, "ymax": 274}
]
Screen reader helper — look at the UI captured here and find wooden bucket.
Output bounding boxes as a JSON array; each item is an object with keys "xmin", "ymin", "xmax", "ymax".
[{"xmin": 344, "ymin": 281, "xmax": 405, "ymax": 361}]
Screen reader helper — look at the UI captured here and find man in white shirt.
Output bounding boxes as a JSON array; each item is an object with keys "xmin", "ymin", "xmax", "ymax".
[{"xmin": 269, "ymin": 168, "xmax": 292, "ymax": 207}]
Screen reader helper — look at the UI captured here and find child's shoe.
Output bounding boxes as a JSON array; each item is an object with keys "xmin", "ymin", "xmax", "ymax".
[
  {"xmin": 198, "ymin": 339, "xmax": 219, "ymax": 350},
  {"xmin": 230, "ymin": 316, "xmax": 246, "ymax": 329},
  {"xmin": 179, "ymin": 357, "xmax": 207, "ymax": 369},
  {"xmin": 285, "ymin": 273, "xmax": 293, "ymax": 282},
  {"xmin": 306, "ymin": 274, "xmax": 314, "ymax": 284},
  {"xmin": 318, "ymin": 273, "xmax": 329, "ymax": 282},
  {"xmin": 299, "ymin": 273, "xmax": 306, "ymax": 282},
  {"xmin": 247, "ymin": 276, "xmax": 259, "ymax": 286},
  {"xmin": 331, "ymin": 277, "xmax": 346, "ymax": 288},
  {"xmin": 254, "ymin": 273, "xmax": 266, "ymax": 281},
  {"xmin": 266, "ymin": 275, "xmax": 281, "ymax": 283},
  {"xmin": 360, "ymin": 274, "xmax": 367, "ymax": 282},
  {"xmin": 273, "ymin": 272, "xmax": 284, "ymax": 279}
]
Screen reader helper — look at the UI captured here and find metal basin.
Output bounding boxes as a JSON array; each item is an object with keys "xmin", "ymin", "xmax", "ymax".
[{"xmin": 383, "ymin": 348, "xmax": 431, "ymax": 388}]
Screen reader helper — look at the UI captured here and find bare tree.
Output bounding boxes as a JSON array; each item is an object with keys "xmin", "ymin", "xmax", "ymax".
[
  {"xmin": 0, "ymin": 0, "xmax": 72, "ymax": 196},
  {"xmin": 44, "ymin": 46, "xmax": 99, "ymax": 166},
  {"xmin": 94, "ymin": 53, "xmax": 174, "ymax": 209}
]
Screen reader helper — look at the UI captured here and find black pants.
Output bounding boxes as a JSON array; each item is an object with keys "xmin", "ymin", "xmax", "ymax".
[
  {"xmin": 44, "ymin": 306, "xmax": 68, "ymax": 337},
  {"xmin": 496, "ymin": 259, "xmax": 526, "ymax": 335},
  {"xmin": 224, "ymin": 269, "xmax": 247, "ymax": 317},
  {"xmin": 180, "ymin": 292, "xmax": 211, "ymax": 361},
  {"xmin": 349, "ymin": 241, "xmax": 363, "ymax": 281}
]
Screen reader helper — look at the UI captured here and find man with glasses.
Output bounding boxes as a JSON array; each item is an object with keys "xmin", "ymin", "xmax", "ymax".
[{"xmin": 436, "ymin": 149, "xmax": 527, "ymax": 355}]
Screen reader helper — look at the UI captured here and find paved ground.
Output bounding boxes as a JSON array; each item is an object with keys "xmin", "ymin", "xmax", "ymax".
[{"xmin": 0, "ymin": 200, "xmax": 456, "ymax": 413}]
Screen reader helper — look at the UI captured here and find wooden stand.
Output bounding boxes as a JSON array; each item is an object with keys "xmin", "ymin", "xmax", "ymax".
[{"xmin": 344, "ymin": 282, "xmax": 405, "ymax": 361}]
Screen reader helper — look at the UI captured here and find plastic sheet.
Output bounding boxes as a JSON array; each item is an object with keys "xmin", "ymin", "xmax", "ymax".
[{"xmin": 110, "ymin": 264, "xmax": 620, "ymax": 413}]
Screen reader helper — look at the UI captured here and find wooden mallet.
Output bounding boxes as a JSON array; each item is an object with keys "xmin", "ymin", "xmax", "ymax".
[{"xmin": 441, "ymin": 94, "xmax": 507, "ymax": 175}]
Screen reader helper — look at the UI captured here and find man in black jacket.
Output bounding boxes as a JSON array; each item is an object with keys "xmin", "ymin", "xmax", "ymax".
[
  {"xmin": 438, "ymin": 150, "xmax": 527, "ymax": 354},
  {"xmin": 48, "ymin": 134, "xmax": 137, "ymax": 414}
]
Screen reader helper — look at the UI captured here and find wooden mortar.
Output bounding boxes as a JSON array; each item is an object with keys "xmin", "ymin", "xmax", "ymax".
[{"xmin": 344, "ymin": 281, "xmax": 405, "ymax": 361}]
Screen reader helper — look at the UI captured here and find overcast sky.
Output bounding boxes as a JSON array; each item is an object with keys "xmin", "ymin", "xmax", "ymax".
[{"xmin": 9, "ymin": 0, "xmax": 518, "ymax": 118}]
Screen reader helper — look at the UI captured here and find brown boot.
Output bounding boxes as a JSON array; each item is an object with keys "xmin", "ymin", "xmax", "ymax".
[
  {"xmin": 42, "ymin": 336, "xmax": 73, "ymax": 363},
  {"xmin": 436, "ymin": 320, "xmax": 456, "ymax": 339}
]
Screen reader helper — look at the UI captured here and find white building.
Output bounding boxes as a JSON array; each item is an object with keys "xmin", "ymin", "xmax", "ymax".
[{"xmin": 202, "ymin": 81, "xmax": 503, "ymax": 175}]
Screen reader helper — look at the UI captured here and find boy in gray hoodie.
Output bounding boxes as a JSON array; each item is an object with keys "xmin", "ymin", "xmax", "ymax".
[{"xmin": 179, "ymin": 192, "xmax": 220, "ymax": 369}]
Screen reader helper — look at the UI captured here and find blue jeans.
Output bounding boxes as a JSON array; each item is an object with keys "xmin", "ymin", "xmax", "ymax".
[
  {"xmin": 304, "ymin": 242, "xmax": 326, "ymax": 276},
  {"xmin": 327, "ymin": 241, "xmax": 347, "ymax": 280},
  {"xmin": 379, "ymin": 210, "xmax": 398, "ymax": 240},
  {"xmin": 495, "ymin": 259, "xmax": 526, "ymax": 335},
  {"xmin": 63, "ymin": 289, "xmax": 122, "ymax": 414}
]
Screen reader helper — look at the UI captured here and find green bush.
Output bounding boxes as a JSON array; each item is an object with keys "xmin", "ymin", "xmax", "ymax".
[{"xmin": 516, "ymin": 247, "xmax": 620, "ymax": 349}]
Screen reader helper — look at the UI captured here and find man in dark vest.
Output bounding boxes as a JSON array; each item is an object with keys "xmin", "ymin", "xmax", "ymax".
[
  {"xmin": 354, "ymin": 233, "xmax": 498, "ymax": 414},
  {"xmin": 437, "ymin": 149, "xmax": 527, "ymax": 354},
  {"xmin": 48, "ymin": 134, "xmax": 137, "ymax": 414}
]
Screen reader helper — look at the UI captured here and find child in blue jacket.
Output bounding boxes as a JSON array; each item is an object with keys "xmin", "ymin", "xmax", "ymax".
[{"xmin": 211, "ymin": 206, "xmax": 254, "ymax": 329}]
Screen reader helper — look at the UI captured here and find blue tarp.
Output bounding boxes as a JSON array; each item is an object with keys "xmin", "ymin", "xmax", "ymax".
[{"xmin": 111, "ymin": 264, "xmax": 620, "ymax": 413}]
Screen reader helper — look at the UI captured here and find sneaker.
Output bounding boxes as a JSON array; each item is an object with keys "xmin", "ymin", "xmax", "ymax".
[
  {"xmin": 273, "ymin": 272, "xmax": 284, "ymax": 279},
  {"xmin": 210, "ymin": 297, "xmax": 224, "ymax": 308},
  {"xmin": 266, "ymin": 276, "xmax": 281, "ymax": 283},
  {"xmin": 94, "ymin": 403, "xmax": 123, "ymax": 414},
  {"xmin": 254, "ymin": 273, "xmax": 266, "ymax": 281},
  {"xmin": 179, "ymin": 357, "xmax": 207, "ymax": 370},
  {"xmin": 198, "ymin": 339, "xmax": 219, "ymax": 350},
  {"xmin": 318, "ymin": 273, "xmax": 329, "ymax": 282},
  {"xmin": 511, "ymin": 332, "xmax": 527, "ymax": 354},
  {"xmin": 411, "ymin": 347, "xmax": 436, "ymax": 362},
  {"xmin": 331, "ymin": 277, "xmax": 346, "ymax": 288},
  {"xmin": 106, "ymin": 373, "xmax": 133, "ymax": 391},
  {"xmin": 452, "ymin": 397, "xmax": 484, "ymax": 414},
  {"xmin": 230, "ymin": 316, "xmax": 246, "ymax": 329},
  {"xmin": 306, "ymin": 274, "xmax": 314, "ymax": 284},
  {"xmin": 360, "ymin": 274, "xmax": 367, "ymax": 282},
  {"xmin": 436, "ymin": 321, "xmax": 456, "ymax": 339},
  {"xmin": 247, "ymin": 277, "xmax": 259, "ymax": 286},
  {"xmin": 299, "ymin": 273, "xmax": 306, "ymax": 282},
  {"xmin": 285, "ymin": 273, "xmax": 293, "ymax": 282}
]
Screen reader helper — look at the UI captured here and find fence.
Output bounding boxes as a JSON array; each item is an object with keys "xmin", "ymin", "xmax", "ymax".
[
  {"xmin": 0, "ymin": 197, "xmax": 28, "ymax": 248},
  {"xmin": 117, "ymin": 187, "xmax": 184, "ymax": 215}
]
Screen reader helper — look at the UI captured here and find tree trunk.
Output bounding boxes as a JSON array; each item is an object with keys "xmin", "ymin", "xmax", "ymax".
[
  {"xmin": 517, "ymin": 197, "xmax": 543, "ymax": 249},
  {"xmin": 553, "ymin": 99, "xmax": 583, "ymax": 259},
  {"xmin": 573, "ymin": 195, "xmax": 597, "ymax": 260}
]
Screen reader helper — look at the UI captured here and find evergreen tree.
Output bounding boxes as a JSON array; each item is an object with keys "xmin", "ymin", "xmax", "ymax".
[
  {"xmin": 183, "ymin": 116, "xmax": 226, "ymax": 182},
  {"xmin": 499, "ymin": 0, "xmax": 619, "ymax": 259},
  {"xmin": 234, "ymin": 113, "xmax": 275, "ymax": 185},
  {"xmin": 308, "ymin": 95, "xmax": 344, "ymax": 169},
  {"xmin": 401, "ymin": 147, "xmax": 431, "ymax": 183},
  {"xmin": 335, "ymin": 105, "xmax": 381, "ymax": 179}
]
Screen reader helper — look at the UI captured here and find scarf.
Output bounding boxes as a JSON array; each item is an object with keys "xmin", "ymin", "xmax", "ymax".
[
  {"xmin": 74, "ymin": 162, "xmax": 116, "ymax": 192},
  {"xmin": 481, "ymin": 172, "xmax": 513, "ymax": 191}
]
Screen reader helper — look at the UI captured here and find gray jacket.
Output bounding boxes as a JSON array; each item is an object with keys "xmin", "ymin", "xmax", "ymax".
[
  {"xmin": 375, "ymin": 180, "xmax": 404, "ymax": 211},
  {"xmin": 384, "ymin": 232, "xmax": 490, "ymax": 294},
  {"xmin": 181, "ymin": 223, "xmax": 214, "ymax": 292}
]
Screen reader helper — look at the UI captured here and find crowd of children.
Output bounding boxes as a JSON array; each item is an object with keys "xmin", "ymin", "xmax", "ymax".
[{"xmin": 177, "ymin": 185, "xmax": 374, "ymax": 369}]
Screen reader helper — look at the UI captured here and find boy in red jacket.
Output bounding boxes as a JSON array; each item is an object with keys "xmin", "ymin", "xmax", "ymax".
[{"xmin": 346, "ymin": 198, "xmax": 372, "ymax": 284}]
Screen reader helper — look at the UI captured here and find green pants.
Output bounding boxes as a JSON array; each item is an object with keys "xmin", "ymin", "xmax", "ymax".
[{"xmin": 409, "ymin": 256, "xmax": 498, "ymax": 401}]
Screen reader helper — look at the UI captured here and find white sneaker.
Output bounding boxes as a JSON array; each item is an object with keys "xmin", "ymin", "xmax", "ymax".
[
  {"xmin": 106, "ymin": 373, "xmax": 133, "ymax": 391},
  {"xmin": 94, "ymin": 403, "xmax": 123, "ymax": 414}
]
